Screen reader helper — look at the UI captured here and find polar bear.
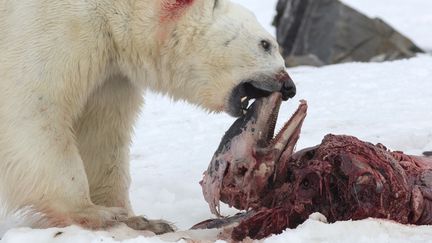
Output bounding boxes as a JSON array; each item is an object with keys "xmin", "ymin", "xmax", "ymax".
[{"xmin": 0, "ymin": 0, "xmax": 295, "ymax": 233}]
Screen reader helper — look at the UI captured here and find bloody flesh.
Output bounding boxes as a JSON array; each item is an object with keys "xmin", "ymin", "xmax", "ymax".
[{"xmin": 197, "ymin": 95, "xmax": 432, "ymax": 240}]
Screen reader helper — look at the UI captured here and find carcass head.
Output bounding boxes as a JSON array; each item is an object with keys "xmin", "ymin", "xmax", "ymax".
[{"xmin": 201, "ymin": 93, "xmax": 307, "ymax": 216}]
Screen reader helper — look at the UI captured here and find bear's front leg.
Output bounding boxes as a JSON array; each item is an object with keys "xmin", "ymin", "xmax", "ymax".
[
  {"xmin": 75, "ymin": 75, "xmax": 174, "ymax": 234},
  {"xmin": 75, "ymin": 75, "xmax": 139, "ymax": 214},
  {"xmin": 0, "ymin": 86, "xmax": 128, "ymax": 229}
]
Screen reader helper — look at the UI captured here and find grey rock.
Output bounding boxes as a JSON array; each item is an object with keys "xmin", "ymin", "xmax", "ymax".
[
  {"xmin": 274, "ymin": 0, "xmax": 424, "ymax": 67},
  {"xmin": 285, "ymin": 54, "xmax": 325, "ymax": 67}
]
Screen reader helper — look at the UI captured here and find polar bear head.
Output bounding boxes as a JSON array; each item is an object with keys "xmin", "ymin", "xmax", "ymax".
[{"xmin": 124, "ymin": 0, "xmax": 296, "ymax": 117}]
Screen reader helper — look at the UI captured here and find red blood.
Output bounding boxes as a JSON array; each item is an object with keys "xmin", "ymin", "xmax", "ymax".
[{"xmin": 160, "ymin": 0, "xmax": 194, "ymax": 22}]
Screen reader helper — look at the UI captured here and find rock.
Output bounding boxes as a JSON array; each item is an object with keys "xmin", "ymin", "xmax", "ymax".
[
  {"xmin": 274, "ymin": 0, "xmax": 424, "ymax": 67},
  {"xmin": 284, "ymin": 54, "xmax": 325, "ymax": 67}
]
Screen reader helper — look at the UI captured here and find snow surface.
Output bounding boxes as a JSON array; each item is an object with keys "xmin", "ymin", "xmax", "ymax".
[{"xmin": 2, "ymin": 0, "xmax": 432, "ymax": 242}]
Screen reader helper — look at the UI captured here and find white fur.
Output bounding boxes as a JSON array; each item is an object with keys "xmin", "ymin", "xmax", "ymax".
[{"xmin": 0, "ymin": 0, "xmax": 286, "ymax": 229}]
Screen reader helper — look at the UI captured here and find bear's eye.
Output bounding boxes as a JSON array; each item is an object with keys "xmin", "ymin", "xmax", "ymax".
[{"xmin": 260, "ymin": 40, "xmax": 271, "ymax": 52}]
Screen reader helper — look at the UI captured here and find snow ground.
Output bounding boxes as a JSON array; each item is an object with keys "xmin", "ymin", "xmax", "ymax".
[{"xmin": 2, "ymin": 0, "xmax": 432, "ymax": 242}]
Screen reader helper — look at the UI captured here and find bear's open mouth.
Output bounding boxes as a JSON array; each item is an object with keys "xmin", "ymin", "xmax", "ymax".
[
  {"xmin": 227, "ymin": 72, "xmax": 296, "ymax": 117},
  {"xmin": 227, "ymin": 81, "xmax": 274, "ymax": 117}
]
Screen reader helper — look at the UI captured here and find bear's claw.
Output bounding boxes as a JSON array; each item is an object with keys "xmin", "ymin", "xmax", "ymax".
[{"xmin": 124, "ymin": 216, "xmax": 176, "ymax": 234}]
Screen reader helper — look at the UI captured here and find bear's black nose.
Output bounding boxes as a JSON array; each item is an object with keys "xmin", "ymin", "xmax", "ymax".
[{"xmin": 278, "ymin": 71, "xmax": 296, "ymax": 100}]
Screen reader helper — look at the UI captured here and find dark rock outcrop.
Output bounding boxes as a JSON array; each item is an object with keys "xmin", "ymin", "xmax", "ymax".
[{"xmin": 274, "ymin": 0, "xmax": 424, "ymax": 66}]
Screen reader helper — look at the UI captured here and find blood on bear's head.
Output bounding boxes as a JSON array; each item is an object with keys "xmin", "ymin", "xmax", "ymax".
[{"xmin": 160, "ymin": 0, "xmax": 195, "ymax": 23}]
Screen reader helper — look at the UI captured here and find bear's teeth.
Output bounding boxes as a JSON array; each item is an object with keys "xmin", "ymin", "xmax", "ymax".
[
  {"xmin": 241, "ymin": 96, "xmax": 249, "ymax": 112},
  {"xmin": 242, "ymin": 109, "xmax": 247, "ymax": 115}
]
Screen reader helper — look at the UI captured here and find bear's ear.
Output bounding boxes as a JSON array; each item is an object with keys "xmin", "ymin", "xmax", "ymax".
[{"xmin": 160, "ymin": 0, "xmax": 195, "ymax": 22}]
